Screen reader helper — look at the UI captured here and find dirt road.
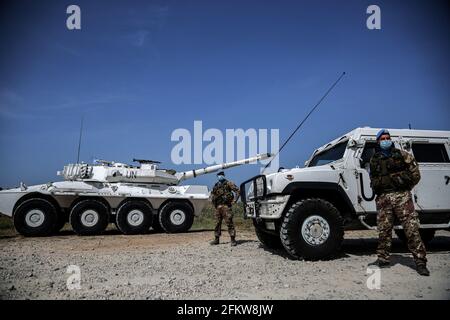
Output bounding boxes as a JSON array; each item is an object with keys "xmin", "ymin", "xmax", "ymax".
[{"xmin": 1, "ymin": 229, "xmax": 449, "ymax": 300}]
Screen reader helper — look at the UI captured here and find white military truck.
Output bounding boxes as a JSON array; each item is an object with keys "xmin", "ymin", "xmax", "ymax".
[{"xmin": 241, "ymin": 127, "xmax": 450, "ymax": 260}]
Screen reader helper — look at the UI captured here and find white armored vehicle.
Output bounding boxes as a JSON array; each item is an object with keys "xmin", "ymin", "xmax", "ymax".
[
  {"xmin": 241, "ymin": 127, "xmax": 450, "ymax": 260},
  {"xmin": 0, "ymin": 154, "xmax": 271, "ymax": 236}
]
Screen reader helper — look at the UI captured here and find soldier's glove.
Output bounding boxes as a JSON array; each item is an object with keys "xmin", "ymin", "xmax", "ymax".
[{"xmin": 391, "ymin": 172, "xmax": 413, "ymax": 189}]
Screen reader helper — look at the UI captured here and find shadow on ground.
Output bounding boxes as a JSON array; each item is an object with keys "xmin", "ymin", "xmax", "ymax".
[
  {"xmin": 342, "ymin": 235, "xmax": 450, "ymax": 255},
  {"xmin": 257, "ymin": 233, "xmax": 450, "ymax": 262}
]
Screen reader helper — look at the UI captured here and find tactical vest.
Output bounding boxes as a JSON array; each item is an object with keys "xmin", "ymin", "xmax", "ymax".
[
  {"xmin": 212, "ymin": 181, "xmax": 235, "ymax": 207},
  {"xmin": 371, "ymin": 148, "xmax": 413, "ymax": 193}
]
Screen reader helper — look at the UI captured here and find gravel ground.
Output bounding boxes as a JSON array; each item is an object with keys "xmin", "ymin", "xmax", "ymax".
[{"xmin": 0, "ymin": 229, "xmax": 449, "ymax": 300}]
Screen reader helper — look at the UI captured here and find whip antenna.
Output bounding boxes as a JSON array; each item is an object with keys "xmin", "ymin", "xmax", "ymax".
[
  {"xmin": 76, "ymin": 116, "xmax": 84, "ymax": 163},
  {"xmin": 263, "ymin": 72, "xmax": 346, "ymax": 172}
]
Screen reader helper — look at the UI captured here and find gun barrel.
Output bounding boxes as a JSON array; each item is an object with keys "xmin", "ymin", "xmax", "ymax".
[{"xmin": 177, "ymin": 153, "xmax": 272, "ymax": 181}]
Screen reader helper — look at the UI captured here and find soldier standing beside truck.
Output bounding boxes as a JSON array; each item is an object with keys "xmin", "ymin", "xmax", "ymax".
[
  {"xmin": 210, "ymin": 171, "xmax": 240, "ymax": 246},
  {"xmin": 369, "ymin": 129, "xmax": 430, "ymax": 276}
]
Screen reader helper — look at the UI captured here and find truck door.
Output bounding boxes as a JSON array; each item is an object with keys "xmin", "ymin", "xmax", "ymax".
[
  {"xmin": 409, "ymin": 140, "xmax": 450, "ymax": 212},
  {"xmin": 354, "ymin": 140, "xmax": 378, "ymax": 213}
]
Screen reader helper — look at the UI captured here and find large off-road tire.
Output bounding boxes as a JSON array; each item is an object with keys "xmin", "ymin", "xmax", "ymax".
[
  {"xmin": 115, "ymin": 200, "xmax": 153, "ymax": 235},
  {"xmin": 253, "ymin": 219, "xmax": 282, "ymax": 249},
  {"xmin": 158, "ymin": 202, "xmax": 194, "ymax": 233},
  {"xmin": 52, "ymin": 211, "xmax": 68, "ymax": 234},
  {"xmin": 280, "ymin": 198, "xmax": 344, "ymax": 261},
  {"xmin": 151, "ymin": 214, "xmax": 164, "ymax": 232},
  {"xmin": 395, "ymin": 229, "xmax": 435, "ymax": 246},
  {"xmin": 70, "ymin": 200, "xmax": 109, "ymax": 236},
  {"xmin": 13, "ymin": 198, "xmax": 58, "ymax": 237}
]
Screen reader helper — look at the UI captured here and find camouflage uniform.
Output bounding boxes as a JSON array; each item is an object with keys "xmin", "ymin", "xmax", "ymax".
[
  {"xmin": 370, "ymin": 147, "xmax": 427, "ymax": 266},
  {"xmin": 211, "ymin": 179, "xmax": 240, "ymax": 238}
]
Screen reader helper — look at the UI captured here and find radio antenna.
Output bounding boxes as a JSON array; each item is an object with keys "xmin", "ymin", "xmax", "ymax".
[
  {"xmin": 263, "ymin": 72, "xmax": 346, "ymax": 172},
  {"xmin": 76, "ymin": 116, "xmax": 84, "ymax": 163}
]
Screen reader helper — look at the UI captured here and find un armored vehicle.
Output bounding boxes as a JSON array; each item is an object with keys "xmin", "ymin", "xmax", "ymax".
[
  {"xmin": 0, "ymin": 154, "xmax": 271, "ymax": 237},
  {"xmin": 241, "ymin": 127, "xmax": 450, "ymax": 260}
]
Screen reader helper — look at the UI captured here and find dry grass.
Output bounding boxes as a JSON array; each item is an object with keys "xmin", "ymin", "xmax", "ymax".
[{"xmin": 191, "ymin": 202, "xmax": 253, "ymax": 231}]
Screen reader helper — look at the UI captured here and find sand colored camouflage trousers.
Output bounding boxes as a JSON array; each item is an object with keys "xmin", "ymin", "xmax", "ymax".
[
  {"xmin": 375, "ymin": 190, "xmax": 427, "ymax": 265},
  {"xmin": 214, "ymin": 205, "xmax": 236, "ymax": 238}
]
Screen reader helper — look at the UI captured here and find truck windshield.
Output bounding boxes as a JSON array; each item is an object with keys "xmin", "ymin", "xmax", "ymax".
[{"xmin": 308, "ymin": 141, "xmax": 348, "ymax": 167}]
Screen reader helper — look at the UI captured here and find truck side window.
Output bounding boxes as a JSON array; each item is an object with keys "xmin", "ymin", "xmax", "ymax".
[
  {"xmin": 411, "ymin": 143, "xmax": 450, "ymax": 163},
  {"xmin": 360, "ymin": 142, "xmax": 378, "ymax": 170}
]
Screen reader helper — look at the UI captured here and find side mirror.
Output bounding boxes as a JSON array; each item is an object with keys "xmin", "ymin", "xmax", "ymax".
[{"xmin": 304, "ymin": 160, "xmax": 309, "ymax": 167}]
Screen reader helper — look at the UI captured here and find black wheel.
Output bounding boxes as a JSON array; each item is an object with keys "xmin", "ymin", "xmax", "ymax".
[
  {"xmin": 13, "ymin": 198, "xmax": 58, "ymax": 237},
  {"xmin": 395, "ymin": 229, "xmax": 435, "ymax": 246},
  {"xmin": 52, "ymin": 212, "xmax": 68, "ymax": 234},
  {"xmin": 151, "ymin": 214, "xmax": 164, "ymax": 232},
  {"xmin": 70, "ymin": 200, "xmax": 109, "ymax": 236},
  {"xmin": 253, "ymin": 219, "xmax": 282, "ymax": 249},
  {"xmin": 115, "ymin": 200, "xmax": 153, "ymax": 235},
  {"xmin": 280, "ymin": 198, "xmax": 344, "ymax": 261},
  {"xmin": 158, "ymin": 202, "xmax": 194, "ymax": 233}
]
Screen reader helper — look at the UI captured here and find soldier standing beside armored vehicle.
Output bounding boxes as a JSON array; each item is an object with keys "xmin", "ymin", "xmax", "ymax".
[
  {"xmin": 210, "ymin": 171, "xmax": 240, "ymax": 246},
  {"xmin": 369, "ymin": 129, "xmax": 429, "ymax": 276}
]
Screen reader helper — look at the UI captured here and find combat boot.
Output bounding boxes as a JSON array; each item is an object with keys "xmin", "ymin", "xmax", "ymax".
[
  {"xmin": 210, "ymin": 237, "xmax": 219, "ymax": 245},
  {"xmin": 230, "ymin": 237, "xmax": 237, "ymax": 247},
  {"xmin": 416, "ymin": 264, "xmax": 430, "ymax": 276}
]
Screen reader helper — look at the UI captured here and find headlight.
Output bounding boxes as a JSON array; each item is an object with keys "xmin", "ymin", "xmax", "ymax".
[{"xmin": 255, "ymin": 177, "xmax": 265, "ymax": 197}]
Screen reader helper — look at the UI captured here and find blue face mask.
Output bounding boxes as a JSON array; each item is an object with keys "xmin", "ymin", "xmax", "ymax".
[
  {"xmin": 380, "ymin": 140, "xmax": 392, "ymax": 150},
  {"xmin": 218, "ymin": 176, "xmax": 225, "ymax": 182}
]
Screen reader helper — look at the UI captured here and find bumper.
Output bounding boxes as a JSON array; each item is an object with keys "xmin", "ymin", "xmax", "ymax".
[
  {"xmin": 244, "ymin": 196, "xmax": 290, "ymax": 219},
  {"xmin": 240, "ymin": 175, "xmax": 289, "ymax": 219}
]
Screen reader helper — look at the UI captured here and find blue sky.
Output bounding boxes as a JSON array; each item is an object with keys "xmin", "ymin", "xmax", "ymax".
[{"xmin": 0, "ymin": 0, "xmax": 449, "ymax": 188}]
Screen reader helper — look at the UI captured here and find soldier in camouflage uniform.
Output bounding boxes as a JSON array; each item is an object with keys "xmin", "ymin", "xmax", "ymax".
[
  {"xmin": 210, "ymin": 171, "xmax": 240, "ymax": 246},
  {"xmin": 369, "ymin": 129, "xmax": 429, "ymax": 276}
]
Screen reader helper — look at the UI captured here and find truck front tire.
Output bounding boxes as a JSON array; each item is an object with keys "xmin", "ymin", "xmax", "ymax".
[
  {"xmin": 158, "ymin": 202, "xmax": 194, "ymax": 233},
  {"xmin": 70, "ymin": 200, "xmax": 109, "ymax": 236},
  {"xmin": 280, "ymin": 198, "xmax": 344, "ymax": 260},
  {"xmin": 13, "ymin": 198, "xmax": 58, "ymax": 237},
  {"xmin": 253, "ymin": 219, "xmax": 282, "ymax": 249}
]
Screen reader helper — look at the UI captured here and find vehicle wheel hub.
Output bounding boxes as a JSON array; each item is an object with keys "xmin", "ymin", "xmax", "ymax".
[
  {"xmin": 25, "ymin": 209, "xmax": 45, "ymax": 227},
  {"xmin": 170, "ymin": 209, "xmax": 185, "ymax": 225},
  {"xmin": 81, "ymin": 210, "xmax": 99, "ymax": 227},
  {"xmin": 127, "ymin": 209, "xmax": 144, "ymax": 226},
  {"xmin": 301, "ymin": 215, "xmax": 330, "ymax": 246}
]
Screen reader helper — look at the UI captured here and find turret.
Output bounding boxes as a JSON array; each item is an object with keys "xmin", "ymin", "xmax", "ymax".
[{"xmin": 58, "ymin": 153, "xmax": 273, "ymax": 185}]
